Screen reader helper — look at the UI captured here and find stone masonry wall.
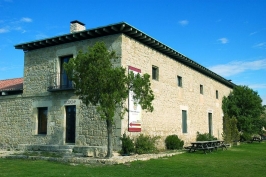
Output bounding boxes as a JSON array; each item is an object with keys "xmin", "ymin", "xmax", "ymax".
[
  {"xmin": 0, "ymin": 34, "xmax": 122, "ymax": 150},
  {"xmin": 120, "ymin": 34, "xmax": 232, "ymax": 149},
  {"xmin": 0, "ymin": 32, "xmax": 232, "ymax": 151}
]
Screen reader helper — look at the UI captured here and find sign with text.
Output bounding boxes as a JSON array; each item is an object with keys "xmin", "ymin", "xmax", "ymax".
[
  {"xmin": 128, "ymin": 66, "xmax": 142, "ymax": 132},
  {"xmin": 63, "ymin": 99, "xmax": 80, "ymax": 105}
]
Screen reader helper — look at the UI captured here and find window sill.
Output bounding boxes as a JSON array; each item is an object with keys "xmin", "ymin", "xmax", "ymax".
[{"xmin": 34, "ymin": 134, "xmax": 47, "ymax": 136}]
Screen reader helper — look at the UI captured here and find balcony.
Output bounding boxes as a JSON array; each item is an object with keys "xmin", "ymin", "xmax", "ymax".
[{"xmin": 47, "ymin": 73, "xmax": 75, "ymax": 92}]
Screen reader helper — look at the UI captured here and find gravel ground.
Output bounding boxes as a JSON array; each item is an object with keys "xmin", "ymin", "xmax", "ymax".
[{"xmin": 0, "ymin": 150, "xmax": 184, "ymax": 165}]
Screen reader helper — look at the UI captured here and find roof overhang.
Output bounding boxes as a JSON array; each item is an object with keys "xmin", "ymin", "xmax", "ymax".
[{"xmin": 14, "ymin": 22, "xmax": 235, "ymax": 88}]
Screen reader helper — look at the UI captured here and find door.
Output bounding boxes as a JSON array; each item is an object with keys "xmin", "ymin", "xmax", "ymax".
[
  {"xmin": 65, "ymin": 105, "xmax": 76, "ymax": 143},
  {"xmin": 208, "ymin": 113, "xmax": 213, "ymax": 136}
]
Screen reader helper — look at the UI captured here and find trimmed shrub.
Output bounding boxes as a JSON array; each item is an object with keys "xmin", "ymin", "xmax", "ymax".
[
  {"xmin": 120, "ymin": 133, "xmax": 135, "ymax": 155},
  {"xmin": 135, "ymin": 134, "xmax": 159, "ymax": 154},
  {"xmin": 196, "ymin": 132, "xmax": 217, "ymax": 141},
  {"xmin": 165, "ymin": 135, "xmax": 184, "ymax": 150}
]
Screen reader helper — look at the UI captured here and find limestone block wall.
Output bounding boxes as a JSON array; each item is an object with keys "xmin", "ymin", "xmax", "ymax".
[
  {"xmin": 0, "ymin": 92, "xmax": 116, "ymax": 150},
  {"xmin": 0, "ymin": 34, "xmax": 123, "ymax": 150},
  {"xmin": 0, "ymin": 96, "xmax": 32, "ymax": 149},
  {"xmin": 23, "ymin": 34, "xmax": 122, "ymax": 95},
  {"xmin": 120, "ymin": 34, "xmax": 232, "ymax": 149}
]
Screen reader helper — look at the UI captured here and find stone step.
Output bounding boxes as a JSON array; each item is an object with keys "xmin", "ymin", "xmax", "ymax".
[
  {"xmin": 18, "ymin": 144, "xmax": 107, "ymax": 157},
  {"xmin": 18, "ymin": 144, "xmax": 75, "ymax": 152}
]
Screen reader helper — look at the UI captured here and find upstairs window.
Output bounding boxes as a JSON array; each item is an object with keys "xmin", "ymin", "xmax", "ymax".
[
  {"xmin": 38, "ymin": 107, "xmax": 48, "ymax": 134},
  {"xmin": 200, "ymin": 84, "xmax": 203, "ymax": 94},
  {"xmin": 152, "ymin": 65, "xmax": 159, "ymax": 81},
  {"xmin": 60, "ymin": 55, "xmax": 73, "ymax": 89},
  {"xmin": 177, "ymin": 76, "xmax": 182, "ymax": 87},
  {"xmin": 216, "ymin": 90, "xmax": 219, "ymax": 99}
]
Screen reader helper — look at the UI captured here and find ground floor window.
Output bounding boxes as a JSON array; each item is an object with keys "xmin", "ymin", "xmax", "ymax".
[
  {"xmin": 208, "ymin": 113, "xmax": 213, "ymax": 136},
  {"xmin": 38, "ymin": 107, "xmax": 48, "ymax": 134},
  {"xmin": 182, "ymin": 110, "xmax": 187, "ymax": 133}
]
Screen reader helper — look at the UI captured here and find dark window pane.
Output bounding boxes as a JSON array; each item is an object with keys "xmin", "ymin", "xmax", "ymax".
[
  {"xmin": 60, "ymin": 56, "xmax": 73, "ymax": 88},
  {"xmin": 152, "ymin": 66, "xmax": 159, "ymax": 81},
  {"xmin": 177, "ymin": 76, "xmax": 182, "ymax": 87},
  {"xmin": 200, "ymin": 85, "xmax": 203, "ymax": 94},
  {"xmin": 38, "ymin": 107, "xmax": 47, "ymax": 134}
]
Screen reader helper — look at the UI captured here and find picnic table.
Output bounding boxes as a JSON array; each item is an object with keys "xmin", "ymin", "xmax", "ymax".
[
  {"xmin": 250, "ymin": 137, "xmax": 262, "ymax": 143},
  {"xmin": 185, "ymin": 140, "xmax": 229, "ymax": 154}
]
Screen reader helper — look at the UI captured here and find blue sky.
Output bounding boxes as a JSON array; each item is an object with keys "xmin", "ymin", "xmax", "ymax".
[{"xmin": 0, "ymin": 0, "xmax": 265, "ymax": 105}]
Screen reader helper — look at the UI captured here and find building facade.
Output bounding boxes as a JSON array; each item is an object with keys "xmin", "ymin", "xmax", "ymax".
[{"xmin": 0, "ymin": 21, "xmax": 234, "ymax": 153}]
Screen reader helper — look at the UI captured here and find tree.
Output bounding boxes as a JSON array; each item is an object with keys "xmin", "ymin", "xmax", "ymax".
[
  {"xmin": 222, "ymin": 115, "xmax": 240, "ymax": 143},
  {"xmin": 222, "ymin": 85, "xmax": 265, "ymax": 138},
  {"xmin": 262, "ymin": 105, "xmax": 266, "ymax": 129},
  {"xmin": 64, "ymin": 42, "xmax": 154, "ymax": 158}
]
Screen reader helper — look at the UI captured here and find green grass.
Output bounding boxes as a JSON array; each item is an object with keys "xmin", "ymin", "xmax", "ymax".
[
  {"xmin": 20, "ymin": 151, "xmax": 64, "ymax": 158},
  {"xmin": 1, "ymin": 142, "xmax": 266, "ymax": 177}
]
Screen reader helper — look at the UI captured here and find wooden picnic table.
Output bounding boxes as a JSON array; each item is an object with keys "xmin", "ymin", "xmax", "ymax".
[
  {"xmin": 250, "ymin": 137, "xmax": 262, "ymax": 143},
  {"xmin": 186, "ymin": 140, "xmax": 228, "ymax": 154}
]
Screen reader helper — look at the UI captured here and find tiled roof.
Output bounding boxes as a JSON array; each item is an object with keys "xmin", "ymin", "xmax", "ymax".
[{"xmin": 0, "ymin": 78, "xmax": 23, "ymax": 91}]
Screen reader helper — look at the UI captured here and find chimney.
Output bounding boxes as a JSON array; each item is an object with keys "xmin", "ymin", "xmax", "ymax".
[{"xmin": 70, "ymin": 20, "xmax": 85, "ymax": 33}]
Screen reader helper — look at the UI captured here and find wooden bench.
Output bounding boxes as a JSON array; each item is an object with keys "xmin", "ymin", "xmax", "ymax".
[
  {"xmin": 184, "ymin": 145, "xmax": 214, "ymax": 154},
  {"xmin": 201, "ymin": 147, "xmax": 215, "ymax": 154},
  {"xmin": 219, "ymin": 144, "xmax": 230, "ymax": 150}
]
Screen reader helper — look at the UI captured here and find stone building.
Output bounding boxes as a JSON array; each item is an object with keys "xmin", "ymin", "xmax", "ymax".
[{"xmin": 0, "ymin": 21, "xmax": 234, "ymax": 154}]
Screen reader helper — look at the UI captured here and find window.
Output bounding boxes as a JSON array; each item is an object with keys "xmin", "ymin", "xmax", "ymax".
[
  {"xmin": 60, "ymin": 55, "xmax": 73, "ymax": 89},
  {"xmin": 182, "ymin": 110, "xmax": 187, "ymax": 133},
  {"xmin": 216, "ymin": 90, "xmax": 219, "ymax": 99},
  {"xmin": 208, "ymin": 113, "xmax": 213, "ymax": 136},
  {"xmin": 200, "ymin": 84, "xmax": 203, "ymax": 94},
  {"xmin": 177, "ymin": 76, "xmax": 182, "ymax": 87},
  {"xmin": 38, "ymin": 107, "xmax": 48, "ymax": 134},
  {"xmin": 152, "ymin": 66, "xmax": 159, "ymax": 81}
]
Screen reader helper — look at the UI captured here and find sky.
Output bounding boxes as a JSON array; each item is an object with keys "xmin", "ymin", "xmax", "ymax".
[{"xmin": 0, "ymin": 0, "xmax": 265, "ymax": 105}]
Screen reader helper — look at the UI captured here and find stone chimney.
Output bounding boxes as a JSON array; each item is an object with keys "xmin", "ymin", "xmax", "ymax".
[{"xmin": 70, "ymin": 20, "xmax": 85, "ymax": 33}]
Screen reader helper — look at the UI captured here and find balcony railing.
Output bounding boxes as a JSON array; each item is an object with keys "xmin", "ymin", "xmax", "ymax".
[{"xmin": 47, "ymin": 73, "xmax": 75, "ymax": 92}]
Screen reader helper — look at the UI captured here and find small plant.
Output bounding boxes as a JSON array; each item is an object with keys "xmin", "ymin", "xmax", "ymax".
[
  {"xmin": 120, "ymin": 133, "xmax": 135, "ymax": 155},
  {"xmin": 165, "ymin": 135, "xmax": 184, "ymax": 150},
  {"xmin": 196, "ymin": 132, "xmax": 217, "ymax": 141},
  {"xmin": 135, "ymin": 134, "xmax": 159, "ymax": 154}
]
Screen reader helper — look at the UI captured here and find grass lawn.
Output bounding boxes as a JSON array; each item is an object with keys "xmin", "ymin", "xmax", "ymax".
[{"xmin": 0, "ymin": 142, "xmax": 266, "ymax": 177}]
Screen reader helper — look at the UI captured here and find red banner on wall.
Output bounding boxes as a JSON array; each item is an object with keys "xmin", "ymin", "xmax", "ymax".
[{"xmin": 128, "ymin": 66, "xmax": 142, "ymax": 132}]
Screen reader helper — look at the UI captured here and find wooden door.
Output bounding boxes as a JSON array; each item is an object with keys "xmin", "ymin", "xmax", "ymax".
[{"xmin": 65, "ymin": 105, "xmax": 76, "ymax": 143}]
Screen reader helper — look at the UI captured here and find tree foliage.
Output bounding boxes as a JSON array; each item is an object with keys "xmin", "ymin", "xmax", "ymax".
[
  {"xmin": 64, "ymin": 42, "xmax": 154, "ymax": 158},
  {"xmin": 222, "ymin": 115, "xmax": 240, "ymax": 143},
  {"xmin": 222, "ymin": 85, "xmax": 265, "ymax": 137}
]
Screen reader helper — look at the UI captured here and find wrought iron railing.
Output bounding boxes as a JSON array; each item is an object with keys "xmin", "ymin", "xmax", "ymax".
[{"xmin": 47, "ymin": 73, "xmax": 74, "ymax": 91}]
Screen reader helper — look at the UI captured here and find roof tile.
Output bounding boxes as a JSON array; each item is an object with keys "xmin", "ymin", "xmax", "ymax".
[{"xmin": 0, "ymin": 78, "xmax": 23, "ymax": 91}]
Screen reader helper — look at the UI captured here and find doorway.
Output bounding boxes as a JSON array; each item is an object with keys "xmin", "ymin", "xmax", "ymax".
[{"xmin": 65, "ymin": 105, "xmax": 76, "ymax": 143}]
